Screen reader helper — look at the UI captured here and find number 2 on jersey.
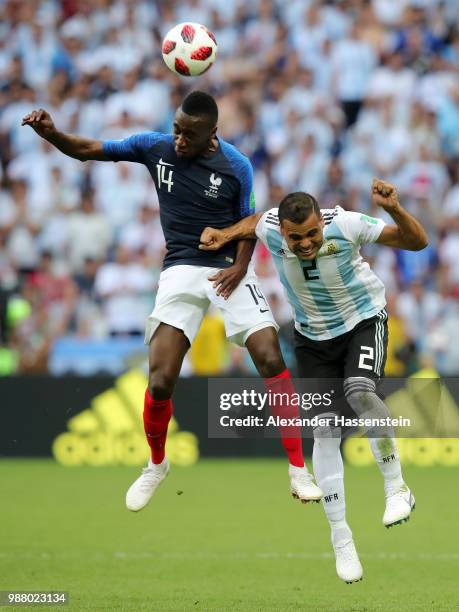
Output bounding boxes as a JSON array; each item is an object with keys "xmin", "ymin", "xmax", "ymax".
[{"xmin": 302, "ymin": 259, "xmax": 320, "ymax": 281}]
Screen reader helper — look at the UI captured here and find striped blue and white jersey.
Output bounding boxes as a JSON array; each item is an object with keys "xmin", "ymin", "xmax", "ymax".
[{"xmin": 255, "ymin": 206, "xmax": 387, "ymax": 340}]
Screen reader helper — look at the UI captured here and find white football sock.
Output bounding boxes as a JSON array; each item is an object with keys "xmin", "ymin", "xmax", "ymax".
[
  {"xmin": 368, "ymin": 437, "xmax": 404, "ymax": 494},
  {"xmin": 313, "ymin": 416, "xmax": 351, "ymax": 544},
  {"xmin": 345, "ymin": 378, "xmax": 404, "ymax": 494}
]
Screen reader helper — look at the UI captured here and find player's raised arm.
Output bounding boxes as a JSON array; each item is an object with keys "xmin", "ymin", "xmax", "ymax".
[
  {"xmin": 372, "ymin": 179, "xmax": 429, "ymax": 251},
  {"xmin": 199, "ymin": 213, "xmax": 262, "ymax": 251},
  {"xmin": 21, "ymin": 108, "xmax": 105, "ymax": 161}
]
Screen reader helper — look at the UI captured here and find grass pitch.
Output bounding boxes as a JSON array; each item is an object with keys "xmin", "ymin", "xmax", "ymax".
[{"xmin": 1, "ymin": 459, "xmax": 457, "ymax": 611}]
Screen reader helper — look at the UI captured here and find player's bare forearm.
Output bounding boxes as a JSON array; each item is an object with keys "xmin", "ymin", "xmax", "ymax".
[
  {"xmin": 224, "ymin": 214, "xmax": 261, "ymax": 242},
  {"xmin": 386, "ymin": 205, "xmax": 428, "ymax": 250},
  {"xmin": 372, "ymin": 179, "xmax": 428, "ymax": 251},
  {"xmin": 208, "ymin": 239, "xmax": 255, "ymax": 299},
  {"xmin": 46, "ymin": 131, "xmax": 106, "ymax": 161},
  {"xmin": 21, "ymin": 108, "xmax": 105, "ymax": 161},
  {"xmin": 200, "ymin": 213, "xmax": 261, "ymax": 251},
  {"xmin": 234, "ymin": 238, "xmax": 256, "ymax": 271}
]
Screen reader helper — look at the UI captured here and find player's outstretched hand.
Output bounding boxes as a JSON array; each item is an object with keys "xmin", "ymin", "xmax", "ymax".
[
  {"xmin": 199, "ymin": 227, "xmax": 228, "ymax": 251},
  {"xmin": 209, "ymin": 265, "xmax": 246, "ymax": 300},
  {"xmin": 371, "ymin": 178, "xmax": 400, "ymax": 212},
  {"xmin": 21, "ymin": 108, "xmax": 56, "ymax": 139}
]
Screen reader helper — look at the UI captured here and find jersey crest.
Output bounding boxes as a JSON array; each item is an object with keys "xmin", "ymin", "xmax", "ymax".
[
  {"xmin": 205, "ymin": 173, "xmax": 222, "ymax": 198},
  {"xmin": 318, "ymin": 240, "xmax": 340, "ymax": 257}
]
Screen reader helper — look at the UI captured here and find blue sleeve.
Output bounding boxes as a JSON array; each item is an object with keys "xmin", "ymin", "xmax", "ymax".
[
  {"xmin": 102, "ymin": 132, "xmax": 168, "ymax": 163},
  {"xmin": 220, "ymin": 140, "xmax": 255, "ymax": 219}
]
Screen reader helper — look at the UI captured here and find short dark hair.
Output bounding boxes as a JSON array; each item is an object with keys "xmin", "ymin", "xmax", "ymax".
[
  {"xmin": 182, "ymin": 90, "xmax": 218, "ymax": 124},
  {"xmin": 278, "ymin": 192, "xmax": 320, "ymax": 224}
]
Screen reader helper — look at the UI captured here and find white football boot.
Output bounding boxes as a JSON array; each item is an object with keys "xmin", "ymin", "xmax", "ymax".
[
  {"xmin": 126, "ymin": 458, "xmax": 170, "ymax": 512},
  {"xmin": 333, "ymin": 537, "xmax": 363, "ymax": 584},
  {"xmin": 383, "ymin": 484, "xmax": 415, "ymax": 528},
  {"xmin": 289, "ymin": 464, "xmax": 323, "ymax": 504}
]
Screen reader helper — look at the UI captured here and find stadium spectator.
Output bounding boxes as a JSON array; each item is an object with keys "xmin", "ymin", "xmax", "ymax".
[
  {"xmin": 118, "ymin": 204, "xmax": 165, "ymax": 269},
  {"xmin": 330, "ymin": 21, "xmax": 377, "ymax": 126},
  {"xmin": 66, "ymin": 190, "xmax": 113, "ymax": 273},
  {"xmin": 24, "ymin": 250, "xmax": 77, "ymax": 334},
  {"xmin": 396, "ymin": 279, "xmax": 443, "ymax": 351},
  {"xmin": 94, "ymin": 245, "xmax": 155, "ymax": 337}
]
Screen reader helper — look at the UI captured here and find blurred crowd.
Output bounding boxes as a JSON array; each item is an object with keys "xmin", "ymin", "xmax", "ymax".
[{"xmin": 1, "ymin": 0, "xmax": 459, "ymax": 376}]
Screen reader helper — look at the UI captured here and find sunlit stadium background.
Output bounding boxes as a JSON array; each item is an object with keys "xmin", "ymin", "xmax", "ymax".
[{"xmin": 1, "ymin": 1, "xmax": 458, "ymax": 610}]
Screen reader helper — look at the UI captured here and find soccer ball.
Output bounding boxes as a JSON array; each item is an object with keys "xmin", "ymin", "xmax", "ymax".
[{"xmin": 162, "ymin": 22, "xmax": 218, "ymax": 77}]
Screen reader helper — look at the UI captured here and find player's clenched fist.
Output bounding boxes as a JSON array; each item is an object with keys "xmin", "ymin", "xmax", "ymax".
[
  {"xmin": 199, "ymin": 227, "xmax": 228, "ymax": 251},
  {"xmin": 371, "ymin": 178, "xmax": 400, "ymax": 212},
  {"xmin": 21, "ymin": 108, "xmax": 56, "ymax": 139}
]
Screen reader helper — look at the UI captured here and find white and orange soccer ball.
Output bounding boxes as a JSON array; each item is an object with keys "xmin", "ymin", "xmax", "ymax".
[{"xmin": 162, "ymin": 22, "xmax": 218, "ymax": 77}]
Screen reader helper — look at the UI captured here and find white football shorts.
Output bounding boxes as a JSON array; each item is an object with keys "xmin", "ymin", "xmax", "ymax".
[{"xmin": 144, "ymin": 264, "xmax": 278, "ymax": 347}]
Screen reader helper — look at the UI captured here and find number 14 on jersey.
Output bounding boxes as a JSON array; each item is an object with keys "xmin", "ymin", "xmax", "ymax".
[{"xmin": 156, "ymin": 163, "xmax": 174, "ymax": 193}]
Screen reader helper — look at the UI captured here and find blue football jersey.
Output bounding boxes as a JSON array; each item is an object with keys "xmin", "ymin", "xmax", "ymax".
[{"xmin": 103, "ymin": 133, "xmax": 255, "ymax": 270}]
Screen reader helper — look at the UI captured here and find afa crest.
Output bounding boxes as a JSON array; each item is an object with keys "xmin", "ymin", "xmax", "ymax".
[{"xmin": 319, "ymin": 240, "xmax": 339, "ymax": 256}]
